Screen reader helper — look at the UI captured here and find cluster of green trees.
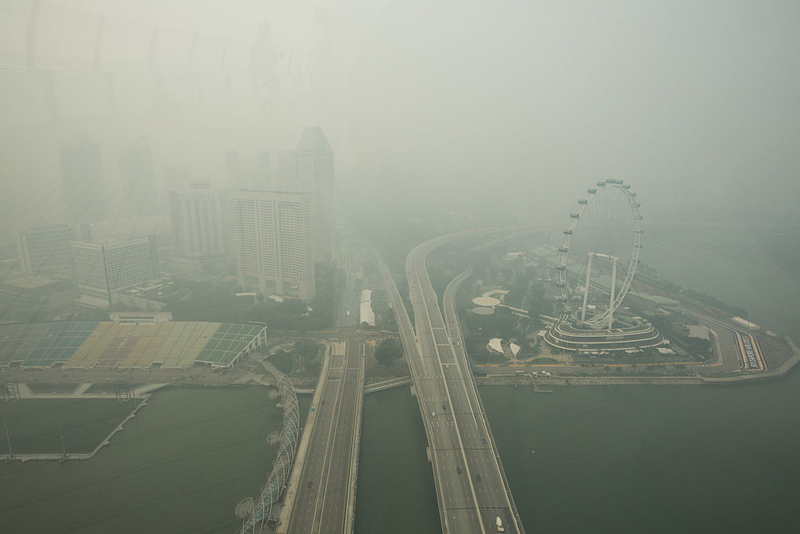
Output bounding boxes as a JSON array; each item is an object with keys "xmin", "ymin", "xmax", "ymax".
[
  {"xmin": 370, "ymin": 289, "xmax": 393, "ymax": 329},
  {"xmin": 375, "ymin": 338, "xmax": 403, "ymax": 366},
  {"xmin": 463, "ymin": 305, "xmax": 518, "ymax": 342},
  {"xmin": 164, "ymin": 265, "xmax": 344, "ymax": 331},
  {"xmin": 650, "ymin": 316, "xmax": 711, "ymax": 358},
  {"xmin": 525, "ymin": 283, "xmax": 553, "ymax": 330},
  {"xmin": 268, "ymin": 339, "xmax": 322, "ymax": 376}
]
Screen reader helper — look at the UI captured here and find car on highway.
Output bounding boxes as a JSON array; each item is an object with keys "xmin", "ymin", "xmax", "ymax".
[
  {"xmin": 431, "ymin": 411, "xmax": 436, "ymax": 417},
  {"xmin": 307, "ymin": 481, "xmax": 312, "ymax": 488},
  {"xmin": 457, "ymin": 466, "xmax": 462, "ymax": 474},
  {"xmin": 475, "ymin": 473, "xmax": 482, "ymax": 482},
  {"xmin": 442, "ymin": 403, "xmax": 447, "ymax": 411},
  {"xmin": 481, "ymin": 437, "xmax": 487, "ymax": 443}
]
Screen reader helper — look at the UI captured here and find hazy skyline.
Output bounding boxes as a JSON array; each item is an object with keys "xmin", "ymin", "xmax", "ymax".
[{"xmin": 1, "ymin": 0, "xmax": 799, "ymax": 239}]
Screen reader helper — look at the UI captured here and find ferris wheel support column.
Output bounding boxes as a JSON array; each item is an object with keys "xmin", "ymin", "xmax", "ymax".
[
  {"xmin": 581, "ymin": 253, "xmax": 594, "ymax": 322},
  {"xmin": 608, "ymin": 256, "xmax": 618, "ymax": 329}
]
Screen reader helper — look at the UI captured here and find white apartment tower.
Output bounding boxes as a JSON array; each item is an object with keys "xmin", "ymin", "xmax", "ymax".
[
  {"xmin": 231, "ymin": 190, "xmax": 315, "ymax": 300},
  {"xmin": 295, "ymin": 127, "xmax": 334, "ymax": 262},
  {"xmin": 72, "ymin": 236, "xmax": 159, "ymax": 308},
  {"xmin": 169, "ymin": 182, "xmax": 231, "ymax": 257}
]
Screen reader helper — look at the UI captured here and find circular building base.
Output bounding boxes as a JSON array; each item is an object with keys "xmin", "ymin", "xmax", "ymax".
[{"xmin": 545, "ymin": 315, "xmax": 662, "ymax": 352}]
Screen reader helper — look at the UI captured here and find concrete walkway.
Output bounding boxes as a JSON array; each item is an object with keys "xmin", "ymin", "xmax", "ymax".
[
  {"xmin": 14, "ymin": 382, "xmax": 168, "ymax": 399},
  {"xmin": 363, "ymin": 376, "xmax": 411, "ymax": 394}
]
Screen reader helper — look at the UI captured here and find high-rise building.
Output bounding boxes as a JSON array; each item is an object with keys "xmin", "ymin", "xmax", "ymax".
[
  {"xmin": 61, "ymin": 136, "xmax": 105, "ymax": 222},
  {"xmin": 72, "ymin": 236, "xmax": 160, "ymax": 308},
  {"xmin": 295, "ymin": 127, "xmax": 334, "ymax": 262},
  {"xmin": 119, "ymin": 141, "xmax": 157, "ymax": 217},
  {"xmin": 17, "ymin": 223, "xmax": 77, "ymax": 277},
  {"xmin": 231, "ymin": 190, "xmax": 315, "ymax": 300},
  {"xmin": 169, "ymin": 182, "xmax": 231, "ymax": 257}
]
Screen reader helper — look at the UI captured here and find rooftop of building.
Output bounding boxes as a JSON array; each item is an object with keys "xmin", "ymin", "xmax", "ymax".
[
  {"xmin": 296, "ymin": 126, "xmax": 332, "ymax": 153},
  {"xmin": 71, "ymin": 235, "xmax": 155, "ymax": 248}
]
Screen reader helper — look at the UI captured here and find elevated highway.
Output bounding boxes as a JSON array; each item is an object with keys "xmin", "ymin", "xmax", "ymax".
[
  {"xmin": 284, "ymin": 337, "xmax": 364, "ymax": 534},
  {"xmin": 373, "ymin": 230, "xmax": 526, "ymax": 534}
]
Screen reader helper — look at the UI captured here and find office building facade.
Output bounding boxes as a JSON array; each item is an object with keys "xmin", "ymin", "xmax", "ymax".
[{"xmin": 72, "ymin": 236, "xmax": 160, "ymax": 308}]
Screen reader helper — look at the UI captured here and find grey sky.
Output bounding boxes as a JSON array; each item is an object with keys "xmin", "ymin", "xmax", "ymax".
[{"xmin": 1, "ymin": 0, "xmax": 798, "ymax": 234}]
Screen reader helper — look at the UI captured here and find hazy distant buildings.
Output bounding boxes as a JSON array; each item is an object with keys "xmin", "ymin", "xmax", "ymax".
[
  {"xmin": 118, "ymin": 141, "xmax": 157, "ymax": 217},
  {"xmin": 164, "ymin": 166, "xmax": 191, "ymax": 192},
  {"xmin": 17, "ymin": 224, "xmax": 77, "ymax": 277},
  {"xmin": 169, "ymin": 182, "xmax": 231, "ymax": 258},
  {"xmin": 226, "ymin": 149, "xmax": 274, "ymax": 191},
  {"xmin": 276, "ymin": 149, "xmax": 297, "ymax": 191},
  {"xmin": 0, "ymin": 275, "xmax": 59, "ymax": 310},
  {"xmin": 60, "ymin": 137, "xmax": 105, "ymax": 222},
  {"xmin": 295, "ymin": 127, "xmax": 334, "ymax": 261},
  {"xmin": 231, "ymin": 190, "xmax": 315, "ymax": 300},
  {"xmin": 161, "ymin": 166, "xmax": 192, "ymax": 216},
  {"xmin": 226, "ymin": 150, "xmax": 247, "ymax": 190},
  {"xmin": 252, "ymin": 150, "xmax": 272, "ymax": 190},
  {"xmin": 72, "ymin": 236, "xmax": 160, "ymax": 308}
]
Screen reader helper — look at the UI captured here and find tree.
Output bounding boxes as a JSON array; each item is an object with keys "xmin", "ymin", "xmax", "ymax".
[
  {"xmin": 526, "ymin": 283, "xmax": 552, "ymax": 330},
  {"xmin": 375, "ymin": 338, "xmax": 403, "ymax": 366}
]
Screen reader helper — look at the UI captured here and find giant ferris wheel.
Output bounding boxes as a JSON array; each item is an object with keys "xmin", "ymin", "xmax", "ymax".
[{"xmin": 556, "ymin": 179, "xmax": 643, "ymax": 329}]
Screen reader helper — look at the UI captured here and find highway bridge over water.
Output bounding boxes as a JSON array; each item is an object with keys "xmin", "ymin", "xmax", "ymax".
[
  {"xmin": 375, "ymin": 229, "xmax": 526, "ymax": 534},
  {"xmin": 276, "ymin": 233, "xmax": 525, "ymax": 534}
]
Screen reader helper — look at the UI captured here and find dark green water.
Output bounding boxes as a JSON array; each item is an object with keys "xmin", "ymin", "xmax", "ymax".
[
  {"xmin": 645, "ymin": 223, "xmax": 800, "ymax": 336},
  {"xmin": 356, "ymin": 365, "xmax": 800, "ymax": 534},
  {"xmin": 0, "ymin": 387, "xmax": 309, "ymax": 534},
  {"xmin": 482, "ymin": 378, "xmax": 800, "ymax": 533},
  {"xmin": 0, "ymin": 399, "xmax": 130, "ymax": 454},
  {"xmin": 354, "ymin": 386, "xmax": 440, "ymax": 534}
]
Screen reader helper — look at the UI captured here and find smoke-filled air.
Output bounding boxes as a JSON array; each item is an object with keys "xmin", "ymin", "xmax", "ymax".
[{"xmin": 1, "ymin": 2, "xmax": 799, "ymax": 534}]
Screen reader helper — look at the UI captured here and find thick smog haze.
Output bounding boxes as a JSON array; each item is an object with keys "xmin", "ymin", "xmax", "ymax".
[
  {"xmin": 2, "ymin": 3, "xmax": 800, "ymax": 534},
  {"xmin": 2, "ymin": 0, "xmax": 799, "ymax": 233}
]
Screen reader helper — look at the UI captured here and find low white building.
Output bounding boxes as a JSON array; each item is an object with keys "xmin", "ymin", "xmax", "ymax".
[
  {"xmin": 360, "ymin": 289, "xmax": 375, "ymax": 327},
  {"xmin": 732, "ymin": 316, "xmax": 760, "ymax": 331}
]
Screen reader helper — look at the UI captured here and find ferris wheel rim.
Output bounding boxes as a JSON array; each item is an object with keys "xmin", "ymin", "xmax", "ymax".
[{"xmin": 556, "ymin": 179, "xmax": 642, "ymax": 328}]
